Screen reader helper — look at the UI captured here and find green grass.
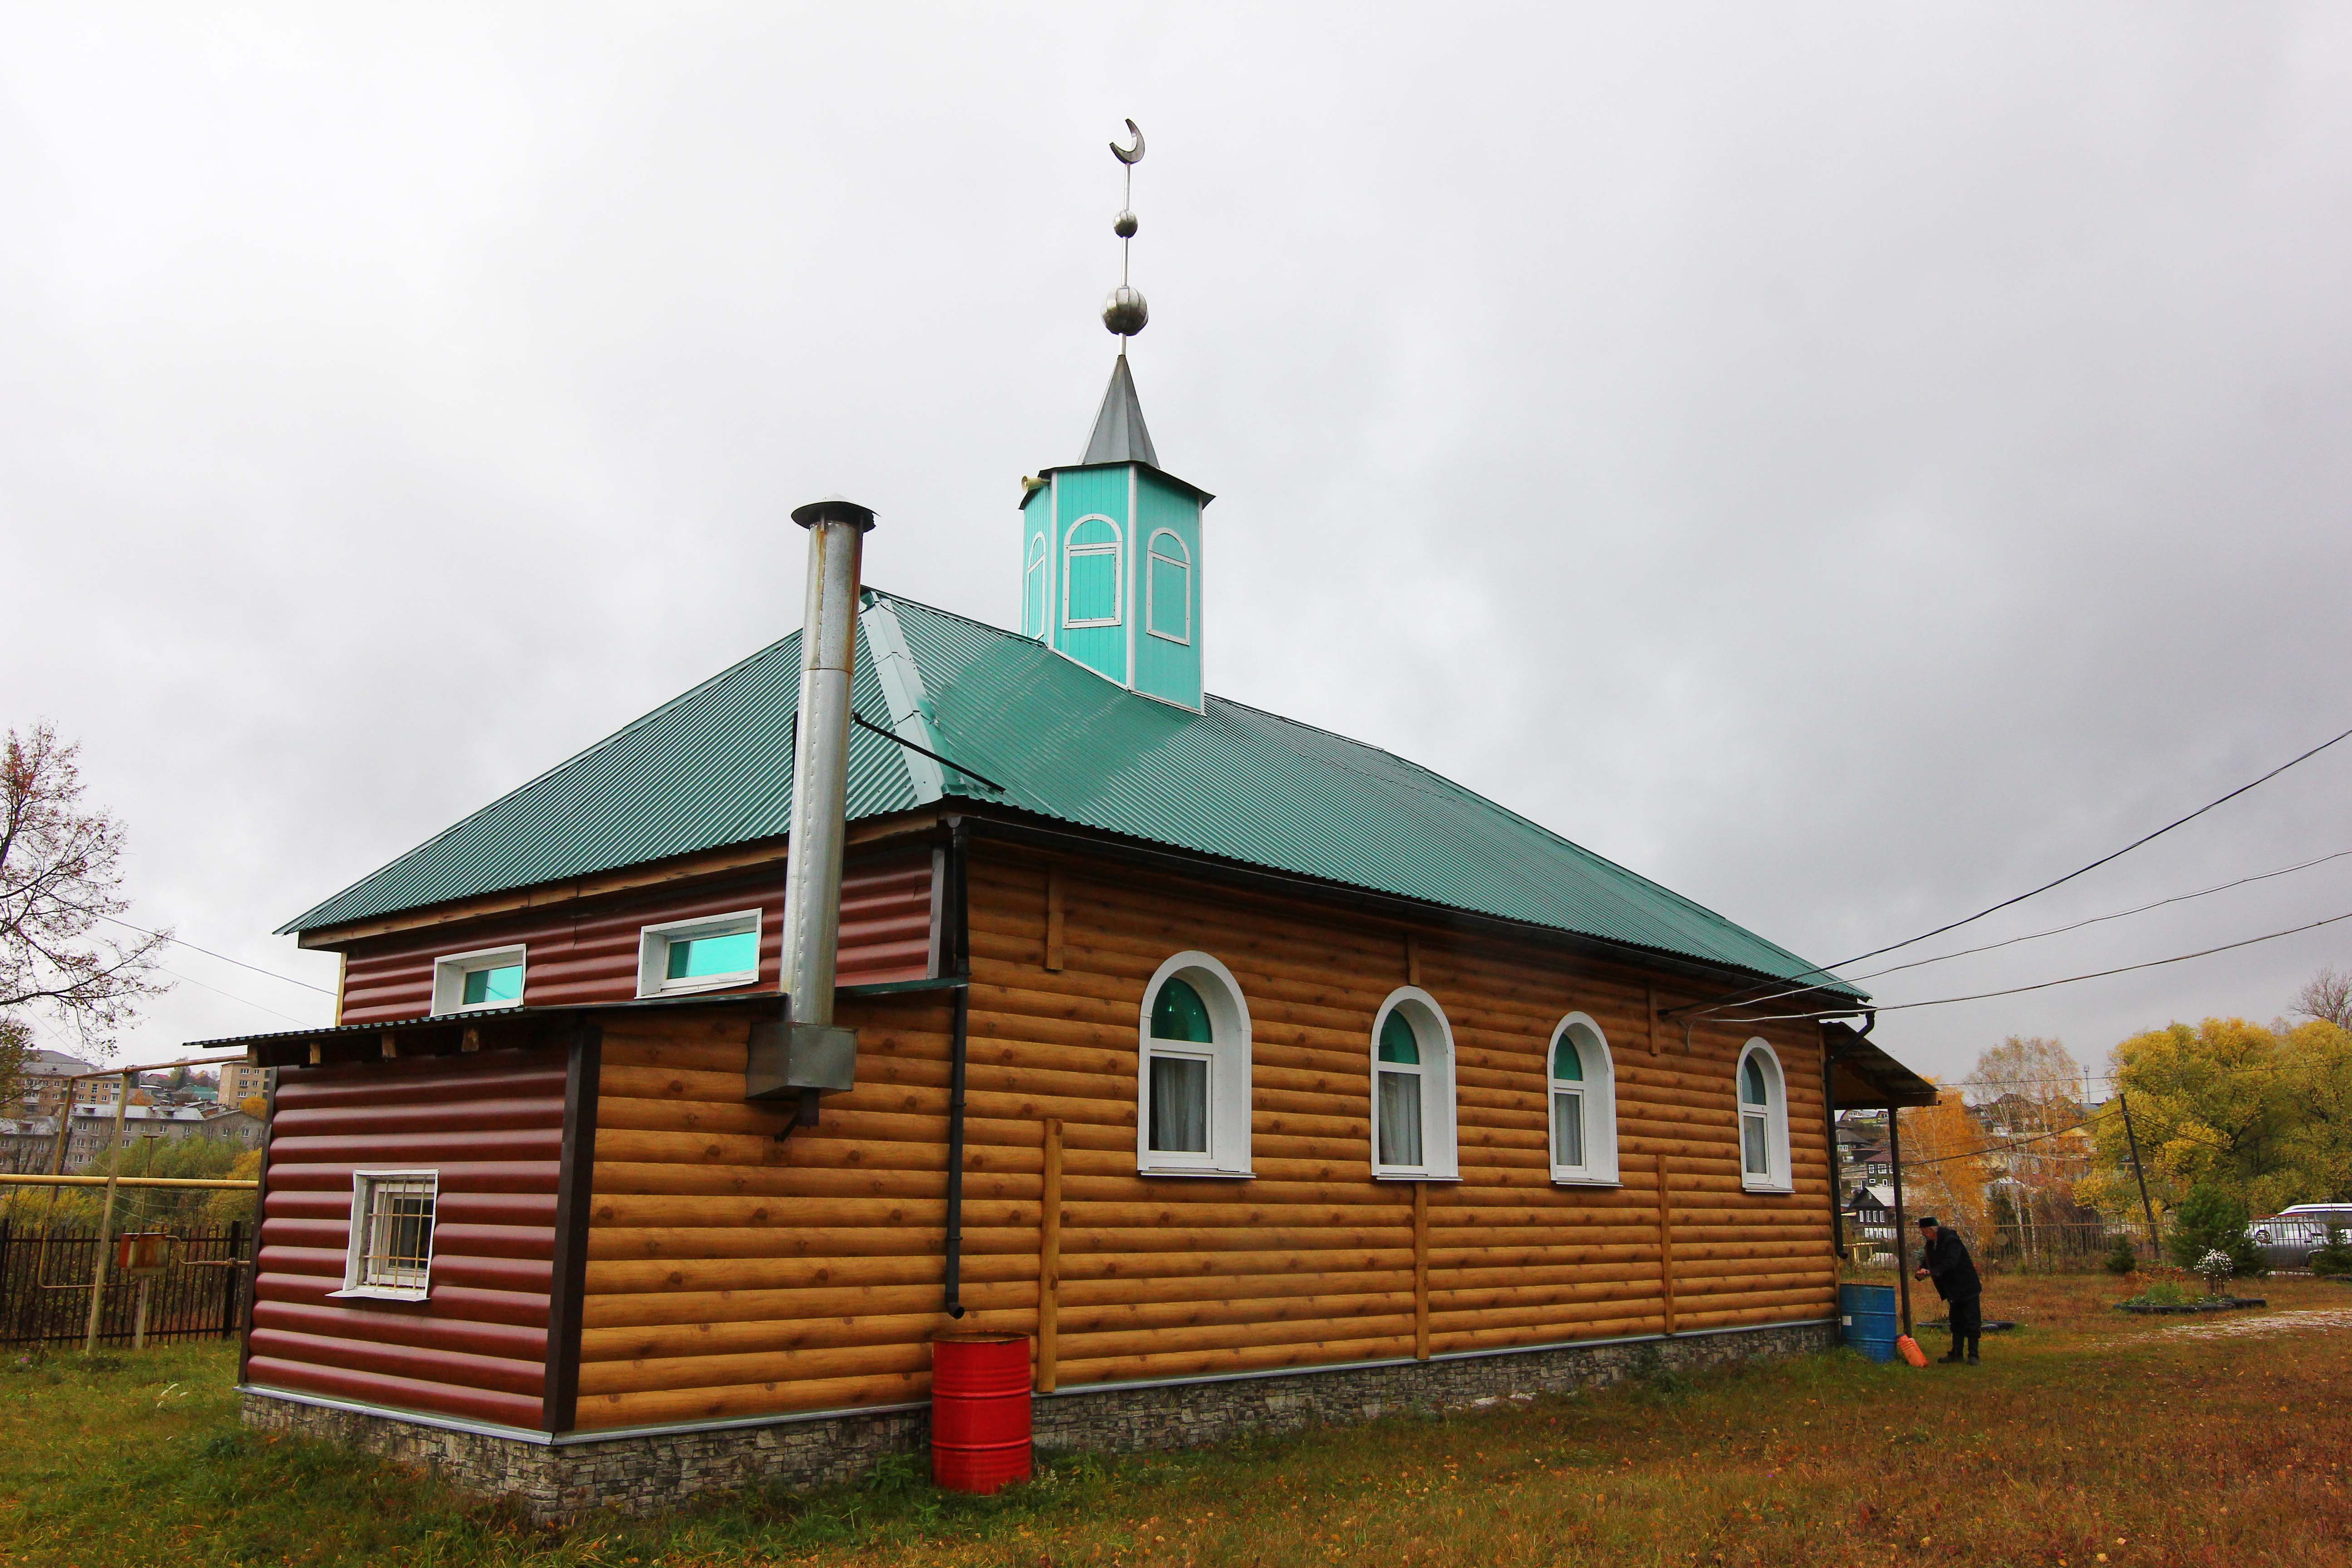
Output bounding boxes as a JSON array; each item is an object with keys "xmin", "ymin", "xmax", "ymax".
[{"xmin": 5, "ymin": 1275, "xmax": 2351, "ymax": 1566}]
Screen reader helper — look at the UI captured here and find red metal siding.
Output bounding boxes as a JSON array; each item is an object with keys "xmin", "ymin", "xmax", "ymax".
[
  {"xmin": 338, "ymin": 850, "xmax": 936, "ymax": 1026},
  {"xmin": 246, "ymin": 1051, "xmax": 566, "ymax": 1428}
]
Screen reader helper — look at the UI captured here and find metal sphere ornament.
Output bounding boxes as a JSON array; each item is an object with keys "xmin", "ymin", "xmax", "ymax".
[
  {"xmin": 1113, "ymin": 209, "xmax": 1138, "ymax": 239},
  {"xmin": 1102, "ymin": 285, "xmax": 1149, "ymax": 337}
]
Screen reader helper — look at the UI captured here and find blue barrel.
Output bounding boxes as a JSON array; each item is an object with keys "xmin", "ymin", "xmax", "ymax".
[{"xmin": 1840, "ymin": 1283, "xmax": 1899, "ymax": 1363}]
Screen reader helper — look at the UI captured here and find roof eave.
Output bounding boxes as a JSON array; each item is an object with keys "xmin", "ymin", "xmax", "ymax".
[{"xmin": 1035, "ymin": 460, "xmax": 1215, "ymax": 507}]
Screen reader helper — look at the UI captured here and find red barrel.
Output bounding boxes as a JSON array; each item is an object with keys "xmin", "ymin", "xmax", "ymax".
[{"xmin": 931, "ymin": 1332, "xmax": 1033, "ymax": 1493}]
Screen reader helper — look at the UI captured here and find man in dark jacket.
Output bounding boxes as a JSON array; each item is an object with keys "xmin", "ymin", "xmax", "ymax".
[{"xmin": 1914, "ymin": 1216, "xmax": 1983, "ymax": 1364}]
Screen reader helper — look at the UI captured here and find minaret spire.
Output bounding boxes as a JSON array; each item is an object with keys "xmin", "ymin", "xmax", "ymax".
[
  {"xmin": 1102, "ymin": 119, "xmax": 1148, "ymax": 343},
  {"xmin": 1015, "ymin": 118, "xmax": 1210, "ymax": 712},
  {"xmin": 1082, "ymin": 353, "xmax": 1158, "ymax": 467}
]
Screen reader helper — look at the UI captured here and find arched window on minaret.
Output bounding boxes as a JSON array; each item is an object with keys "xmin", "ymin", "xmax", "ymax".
[
  {"xmin": 1063, "ymin": 515, "xmax": 1123, "ymax": 629},
  {"xmin": 1023, "ymin": 534, "xmax": 1048, "ymax": 638},
  {"xmin": 1146, "ymin": 529, "xmax": 1191, "ymax": 644}
]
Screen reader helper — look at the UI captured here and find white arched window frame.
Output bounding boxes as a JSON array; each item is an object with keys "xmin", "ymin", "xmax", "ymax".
[
  {"xmin": 1737, "ymin": 1039, "xmax": 1793, "ymax": 1194},
  {"xmin": 1546, "ymin": 1012, "xmax": 1621, "ymax": 1186},
  {"xmin": 1135, "ymin": 951, "xmax": 1253, "ymax": 1177},
  {"xmin": 1023, "ymin": 533, "xmax": 1048, "ymax": 638},
  {"xmin": 1368, "ymin": 987, "xmax": 1460, "ymax": 1181},
  {"xmin": 1062, "ymin": 514, "xmax": 1123, "ymax": 630},
  {"xmin": 1145, "ymin": 529, "xmax": 1192, "ymax": 645}
]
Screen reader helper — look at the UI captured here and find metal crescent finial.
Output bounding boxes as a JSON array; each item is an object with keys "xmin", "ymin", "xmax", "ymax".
[{"xmin": 1110, "ymin": 118, "xmax": 1145, "ymax": 165}]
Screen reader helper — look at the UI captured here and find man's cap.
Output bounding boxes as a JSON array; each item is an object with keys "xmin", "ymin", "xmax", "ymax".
[{"xmin": 1916, "ymin": 1216, "xmax": 1940, "ymax": 1229}]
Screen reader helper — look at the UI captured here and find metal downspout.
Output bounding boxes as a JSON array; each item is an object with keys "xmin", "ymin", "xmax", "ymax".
[{"xmin": 942, "ymin": 818, "xmax": 971, "ymax": 1318}]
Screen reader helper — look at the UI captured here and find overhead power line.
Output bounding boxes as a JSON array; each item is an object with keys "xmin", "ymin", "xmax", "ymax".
[
  {"xmin": 1730, "ymin": 903, "xmax": 2352, "ymax": 1023},
  {"xmin": 1671, "ymin": 719, "xmax": 2352, "ymax": 1019},
  {"xmin": 1707, "ymin": 844, "xmax": 2352, "ymax": 1021},
  {"xmin": 1896, "ymin": 1106, "xmax": 2117, "ymax": 1170},
  {"xmin": 154, "ymin": 965, "xmax": 320, "ymax": 1029},
  {"xmin": 93, "ymin": 913, "xmax": 335, "ymax": 995}
]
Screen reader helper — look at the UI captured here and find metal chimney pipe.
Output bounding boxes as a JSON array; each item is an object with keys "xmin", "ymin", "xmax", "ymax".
[{"xmin": 779, "ymin": 495, "xmax": 877, "ymax": 1026}]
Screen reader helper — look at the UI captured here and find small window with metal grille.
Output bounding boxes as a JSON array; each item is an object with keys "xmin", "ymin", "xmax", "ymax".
[{"xmin": 333, "ymin": 1171, "xmax": 438, "ymax": 1300}]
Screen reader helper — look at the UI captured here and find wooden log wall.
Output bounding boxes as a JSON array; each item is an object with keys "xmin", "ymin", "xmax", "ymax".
[
  {"xmin": 336, "ymin": 849, "xmax": 936, "ymax": 1025},
  {"xmin": 573, "ymin": 843, "xmax": 1833, "ymax": 1428}
]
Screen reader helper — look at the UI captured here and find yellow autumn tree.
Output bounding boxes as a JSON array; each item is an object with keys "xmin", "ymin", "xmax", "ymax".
[{"xmin": 1892, "ymin": 1085, "xmax": 1993, "ymax": 1248}]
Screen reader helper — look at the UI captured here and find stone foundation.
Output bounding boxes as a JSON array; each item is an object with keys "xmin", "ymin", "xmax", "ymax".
[{"xmin": 242, "ymin": 1318, "xmax": 1835, "ymax": 1522}]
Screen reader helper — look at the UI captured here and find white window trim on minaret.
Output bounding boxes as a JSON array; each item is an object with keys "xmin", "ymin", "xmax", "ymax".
[
  {"xmin": 1145, "ymin": 528, "xmax": 1192, "ymax": 645},
  {"xmin": 1125, "ymin": 468, "xmax": 1139, "ymax": 680},
  {"xmin": 1063, "ymin": 513, "xmax": 1124, "ymax": 630},
  {"xmin": 1023, "ymin": 532, "xmax": 1047, "ymax": 639}
]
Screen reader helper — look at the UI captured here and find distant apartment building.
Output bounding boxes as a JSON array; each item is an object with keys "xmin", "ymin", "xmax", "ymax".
[
  {"xmin": 64, "ymin": 1103, "xmax": 265, "ymax": 1172},
  {"xmin": 0, "ymin": 1115, "xmax": 62, "ymax": 1174},
  {"xmin": 16, "ymin": 1049, "xmax": 98, "ymax": 1120},
  {"xmin": 216, "ymin": 1060, "xmax": 274, "ymax": 1107}
]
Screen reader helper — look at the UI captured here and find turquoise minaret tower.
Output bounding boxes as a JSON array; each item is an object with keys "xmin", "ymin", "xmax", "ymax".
[
  {"xmin": 1019, "ymin": 355, "xmax": 1212, "ymax": 710},
  {"xmin": 1018, "ymin": 119, "xmax": 1213, "ymax": 712}
]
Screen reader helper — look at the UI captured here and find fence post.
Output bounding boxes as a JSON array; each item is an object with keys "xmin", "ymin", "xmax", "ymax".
[
  {"xmin": 220, "ymin": 1222, "xmax": 244, "ymax": 1342},
  {"xmin": 83, "ymin": 1073, "xmax": 132, "ymax": 1355},
  {"xmin": 0, "ymin": 1218, "xmax": 11, "ymax": 1345}
]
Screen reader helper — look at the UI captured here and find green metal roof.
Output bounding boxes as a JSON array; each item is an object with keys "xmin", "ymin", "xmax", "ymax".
[{"xmin": 280, "ymin": 593, "xmax": 1864, "ymax": 1001}]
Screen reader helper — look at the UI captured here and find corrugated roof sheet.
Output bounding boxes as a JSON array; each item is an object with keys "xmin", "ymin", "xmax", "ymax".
[
  {"xmin": 278, "ymin": 631, "xmax": 919, "ymax": 931},
  {"xmin": 280, "ymin": 591, "xmax": 1863, "ymax": 1000}
]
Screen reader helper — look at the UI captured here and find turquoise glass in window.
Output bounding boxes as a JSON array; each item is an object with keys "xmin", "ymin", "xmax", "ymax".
[
  {"xmin": 462, "ymin": 963, "xmax": 522, "ymax": 1006},
  {"xmin": 1150, "ymin": 977, "xmax": 1214, "ymax": 1043},
  {"xmin": 1378, "ymin": 1010, "xmax": 1420, "ymax": 1064},
  {"xmin": 666, "ymin": 929, "xmax": 757, "ymax": 981},
  {"xmin": 1551, "ymin": 1033, "xmax": 1584, "ymax": 1081},
  {"xmin": 1742, "ymin": 1056, "xmax": 1768, "ymax": 1106}
]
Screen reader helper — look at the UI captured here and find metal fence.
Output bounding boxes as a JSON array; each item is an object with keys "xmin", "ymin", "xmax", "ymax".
[
  {"xmin": 0, "ymin": 1222, "xmax": 249, "ymax": 1348},
  {"xmin": 1847, "ymin": 1218, "xmax": 2154, "ymax": 1274}
]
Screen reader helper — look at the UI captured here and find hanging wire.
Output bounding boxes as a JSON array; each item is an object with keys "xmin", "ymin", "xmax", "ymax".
[{"xmin": 1667, "ymin": 718, "xmax": 2352, "ymax": 1019}]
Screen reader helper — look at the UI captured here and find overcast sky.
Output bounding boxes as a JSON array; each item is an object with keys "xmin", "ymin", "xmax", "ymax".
[{"xmin": 6, "ymin": 5, "xmax": 2349, "ymax": 1088}]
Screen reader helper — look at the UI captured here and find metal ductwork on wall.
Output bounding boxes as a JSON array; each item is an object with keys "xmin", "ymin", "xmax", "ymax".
[{"xmin": 748, "ymin": 495, "xmax": 876, "ymax": 1122}]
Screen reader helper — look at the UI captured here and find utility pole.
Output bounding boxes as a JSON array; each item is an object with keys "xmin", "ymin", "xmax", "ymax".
[{"xmin": 2117, "ymin": 1090, "xmax": 2161, "ymax": 1263}]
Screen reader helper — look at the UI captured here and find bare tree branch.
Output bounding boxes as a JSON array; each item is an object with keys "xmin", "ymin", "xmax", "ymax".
[
  {"xmin": 2293, "ymin": 965, "xmax": 2352, "ymax": 1033},
  {"xmin": 0, "ymin": 722, "xmax": 170, "ymax": 1054}
]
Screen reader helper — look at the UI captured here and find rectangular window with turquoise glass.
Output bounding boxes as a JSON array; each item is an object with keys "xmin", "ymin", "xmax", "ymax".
[
  {"xmin": 431, "ymin": 946, "xmax": 528, "ymax": 1014},
  {"xmin": 637, "ymin": 910, "xmax": 762, "ymax": 997}
]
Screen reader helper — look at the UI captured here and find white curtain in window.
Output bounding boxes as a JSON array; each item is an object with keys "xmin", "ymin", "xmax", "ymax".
[
  {"xmin": 1378, "ymin": 1069, "xmax": 1423, "ymax": 1166},
  {"xmin": 1149, "ymin": 1055, "xmax": 1209, "ymax": 1154}
]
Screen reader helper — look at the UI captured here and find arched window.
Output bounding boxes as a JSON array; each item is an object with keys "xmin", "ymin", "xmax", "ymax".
[
  {"xmin": 1063, "ymin": 515, "xmax": 1122, "ymax": 629},
  {"xmin": 1023, "ymin": 534, "xmax": 1048, "ymax": 638},
  {"xmin": 1369, "ymin": 988, "xmax": 1459, "ymax": 1180},
  {"xmin": 1546, "ymin": 1013, "xmax": 1620, "ymax": 1185},
  {"xmin": 1145, "ymin": 529, "xmax": 1191, "ymax": 644},
  {"xmin": 1137, "ymin": 951, "xmax": 1252, "ymax": 1176},
  {"xmin": 1737, "ymin": 1039, "xmax": 1793, "ymax": 1193}
]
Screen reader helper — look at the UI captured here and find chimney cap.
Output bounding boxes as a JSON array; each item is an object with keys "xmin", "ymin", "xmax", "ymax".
[{"xmin": 790, "ymin": 495, "xmax": 878, "ymax": 531}]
